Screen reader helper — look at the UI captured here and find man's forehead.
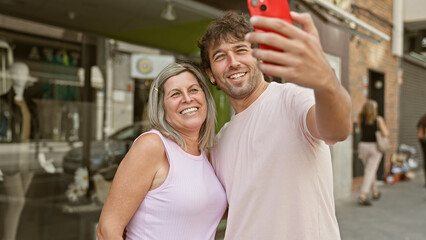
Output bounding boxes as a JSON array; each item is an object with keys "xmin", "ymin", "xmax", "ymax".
[{"xmin": 209, "ymin": 38, "xmax": 250, "ymax": 52}]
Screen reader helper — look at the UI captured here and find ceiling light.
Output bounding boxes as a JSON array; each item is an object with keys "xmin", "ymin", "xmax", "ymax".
[
  {"xmin": 68, "ymin": 11, "xmax": 76, "ymax": 20},
  {"xmin": 161, "ymin": 0, "xmax": 176, "ymax": 21}
]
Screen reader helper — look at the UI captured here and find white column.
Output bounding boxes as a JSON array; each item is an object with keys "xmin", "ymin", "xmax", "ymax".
[{"xmin": 392, "ymin": 0, "xmax": 403, "ymax": 57}]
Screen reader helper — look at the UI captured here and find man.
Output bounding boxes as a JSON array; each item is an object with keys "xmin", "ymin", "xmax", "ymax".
[
  {"xmin": 417, "ymin": 113, "xmax": 426, "ymax": 187},
  {"xmin": 198, "ymin": 11, "xmax": 351, "ymax": 239}
]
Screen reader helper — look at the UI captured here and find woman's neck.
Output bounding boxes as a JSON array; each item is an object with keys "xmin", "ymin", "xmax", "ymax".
[{"xmin": 181, "ymin": 132, "xmax": 200, "ymax": 155}]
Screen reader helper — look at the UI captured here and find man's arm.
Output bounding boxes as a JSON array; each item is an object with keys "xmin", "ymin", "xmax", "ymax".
[
  {"xmin": 245, "ymin": 12, "xmax": 351, "ymax": 142},
  {"xmin": 307, "ymin": 76, "xmax": 352, "ymax": 142}
]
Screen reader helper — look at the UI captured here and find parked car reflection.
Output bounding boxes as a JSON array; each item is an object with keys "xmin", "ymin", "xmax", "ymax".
[{"xmin": 62, "ymin": 121, "xmax": 150, "ymax": 180}]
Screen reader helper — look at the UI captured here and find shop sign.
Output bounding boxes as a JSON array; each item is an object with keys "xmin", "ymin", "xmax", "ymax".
[{"xmin": 130, "ymin": 54, "xmax": 175, "ymax": 79}]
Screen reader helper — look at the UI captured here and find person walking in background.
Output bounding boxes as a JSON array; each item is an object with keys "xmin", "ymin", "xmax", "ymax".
[
  {"xmin": 417, "ymin": 113, "xmax": 426, "ymax": 188},
  {"xmin": 198, "ymin": 11, "xmax": 351, "ymax": 239},
  {"xmin": 357, "ymin": 99, "xmax": 389, "ymax": 206},
  {"xmin": 96, "ymin": 62, "xmax": 227, "ymax": 240}
]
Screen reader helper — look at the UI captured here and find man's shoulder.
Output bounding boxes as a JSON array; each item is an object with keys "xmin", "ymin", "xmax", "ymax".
[
  {"xmin": 269, "ymin": 82, "xmax": 311, "ymax": 95},
  {"xmin": 214, "ymin": 121, "xmax": 231, "ymax": 142},
  {"xmin": 269, "ymin": 82, "xmax": 315, "ymax": 108}
]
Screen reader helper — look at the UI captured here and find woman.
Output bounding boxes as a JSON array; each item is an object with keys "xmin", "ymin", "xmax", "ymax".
[
  {"xmin": 357, "ymin": 99, "xmax": 389, "ymax": 206},
  {"xmin": 96, "ymin": 62, "xmax": 227, "ymax": 239},
  {"xmin": 417, "ymin": 113, "xmax": 426, "ymax": 188}
]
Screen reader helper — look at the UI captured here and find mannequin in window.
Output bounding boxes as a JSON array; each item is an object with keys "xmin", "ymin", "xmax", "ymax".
[{"xmin": 2, "ymin": 62, "xmax": 34, "ymax": 240}]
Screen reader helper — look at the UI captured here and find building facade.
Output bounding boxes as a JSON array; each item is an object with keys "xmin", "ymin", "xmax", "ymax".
[{"xmin": 347, "ymin": 0, "xmax": 399, "ymax": 187}]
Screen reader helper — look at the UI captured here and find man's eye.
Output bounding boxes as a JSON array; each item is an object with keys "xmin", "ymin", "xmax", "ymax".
[
  {"xmin": 237, "ymin": 48, "xmax": 248, "ymax": 54},
  {"xmin": 214, "ymin": 55, "xmax": 225, "ymax": 61}
]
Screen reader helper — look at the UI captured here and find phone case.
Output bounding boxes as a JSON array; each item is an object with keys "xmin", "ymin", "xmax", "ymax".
[{"xmin": 247, "ymin": 0, "xmax": 292, "ymax": 51}]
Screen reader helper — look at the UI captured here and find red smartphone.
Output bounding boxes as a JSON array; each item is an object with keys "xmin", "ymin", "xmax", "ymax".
[{"xmin": 247, "ymin": 0, "xmax": 293, "ymax": 51}]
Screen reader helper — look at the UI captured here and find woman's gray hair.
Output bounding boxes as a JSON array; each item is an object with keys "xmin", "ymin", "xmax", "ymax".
[{"xmin": 147, "ymin": 62, "xmax": 216, "ymax": 150}]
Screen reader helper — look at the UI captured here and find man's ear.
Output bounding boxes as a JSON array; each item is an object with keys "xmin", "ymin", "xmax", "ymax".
[{"xmin": 206, "ymin": 69, "xmax": 216, "ymax": 85}]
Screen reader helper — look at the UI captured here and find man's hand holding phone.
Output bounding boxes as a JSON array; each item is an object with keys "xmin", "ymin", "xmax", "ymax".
[
  {"xmin": 246, "ymin": 9, "xmax": 352, "ymax": 144},
  {"xmin": 247, "ymin": 0, "xmax": 292, "ymax": 51},
  {"xmin": 245, "ymin": 11, "xmax": 337, "ymax": 94}
]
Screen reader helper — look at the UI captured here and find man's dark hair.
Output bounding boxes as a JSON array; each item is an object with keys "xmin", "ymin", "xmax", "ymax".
[{"xmin": 198, "ymin": 11, "xmax": 253, "ymax": 71}]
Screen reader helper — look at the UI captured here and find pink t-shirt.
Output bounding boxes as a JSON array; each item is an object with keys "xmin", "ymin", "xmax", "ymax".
[
  {"xmin": 126, "ymin": 130, "xmax": 227, "ymax": 240},
  {"xmin": 211, "ymin": 82, "xmax": 340, "ymax": 240}
]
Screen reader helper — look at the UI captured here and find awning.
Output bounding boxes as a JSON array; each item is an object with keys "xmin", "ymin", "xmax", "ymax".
[{"xmin": 300, "ymin": 0, "xmax": 391, "ymax": 43}]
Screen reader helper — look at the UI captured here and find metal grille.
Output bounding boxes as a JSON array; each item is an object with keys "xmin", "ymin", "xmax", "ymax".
[{"xmin": 399, "ymin": 59, "xmax": 426, "ymax": 160}]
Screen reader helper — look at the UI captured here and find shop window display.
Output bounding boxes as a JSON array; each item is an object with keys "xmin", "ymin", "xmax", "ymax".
[
  {"xmin": 1, "ymin": 62, "xmax": 36, "ymax": 240},
  {"xmin": 0, "ymin": 52, "xmax": 96, "ymax": 239},
  {"xmin": 0, "ymin": 37, "xmax": 155, "ymax": 239}
]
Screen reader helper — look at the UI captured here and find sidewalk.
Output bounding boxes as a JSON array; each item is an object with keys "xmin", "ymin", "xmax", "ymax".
[{"xmin": 336, "ymin": 170, "xmax": 426, "ymax": 240}]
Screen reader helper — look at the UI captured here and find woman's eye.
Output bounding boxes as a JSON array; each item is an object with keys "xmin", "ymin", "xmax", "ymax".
[
  {"xmin": 190, "ymin": 88, "xmax": 199, "ymax": 93},
  {"xmin": 171, "ymin": 92, "xmax": 180, "ymax": 97}
]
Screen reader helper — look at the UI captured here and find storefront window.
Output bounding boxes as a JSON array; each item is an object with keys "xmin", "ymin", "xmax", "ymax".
[{"xmin": 0, "ymin": 37, "xmax": 109, "ymax": 239}]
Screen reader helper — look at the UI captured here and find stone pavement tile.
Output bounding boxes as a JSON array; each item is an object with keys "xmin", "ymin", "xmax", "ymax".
[{"xmin": 336, "ymin": 170, "xmax": 426, "ymax": 240}]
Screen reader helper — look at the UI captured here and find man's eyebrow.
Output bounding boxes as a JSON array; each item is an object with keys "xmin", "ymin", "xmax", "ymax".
[
  {"xmin": 211, "ymin": 44, "xmax": 249, "ymax": 59},
  {"xmin": 234, "ymin": 44, "xmax": 249, "ymax": 49}
]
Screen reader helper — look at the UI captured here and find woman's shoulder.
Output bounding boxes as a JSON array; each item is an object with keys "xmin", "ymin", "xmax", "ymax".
[
  {"xmin": 116, "ymin": 131, "xmax": 167, "ymax": 179},
  {"xmin": 376, "ymin": 116, "xmax": 385, "ymax": 124},
  {"xmin": 131, "ymin": 131, "xmax": 165, "ymax": 155},
  {"xmin": 136, "ymin": 131, "xmax": 163, "ymax": 144}
]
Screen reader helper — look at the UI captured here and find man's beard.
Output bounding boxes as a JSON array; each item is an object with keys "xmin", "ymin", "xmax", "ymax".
[{"xmin": 214, "ymin": 67, "xmax": 262, "ymax": 100}]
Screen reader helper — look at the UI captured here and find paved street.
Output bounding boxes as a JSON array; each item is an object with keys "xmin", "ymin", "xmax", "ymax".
[
  {"xmin": 336, "ymin": 170, "xmax": 426, "ymax": 240},
  {"xmin": 2, "ymin": 160, "xmax": 425, "ymax": 240}
]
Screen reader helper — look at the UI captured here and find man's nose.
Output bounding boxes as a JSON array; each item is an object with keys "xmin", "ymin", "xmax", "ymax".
[{"xmin": 228, "ymin": 54, "xmax": 241, "ymax": 68}]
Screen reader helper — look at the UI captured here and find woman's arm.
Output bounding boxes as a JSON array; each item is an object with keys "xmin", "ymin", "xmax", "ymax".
[
  {"xmin": 96, "ymin": 133, "xmax": 166, "ymax": 240},
  {"xmin": 377, "ymin": 116, "xmax": 390, "ymax": 137},
  {"xmin": 418, "ymin": 125, "xmax": 425, "ymax": 140}
]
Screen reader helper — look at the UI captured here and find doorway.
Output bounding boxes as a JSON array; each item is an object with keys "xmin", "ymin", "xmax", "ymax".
[
  {"xmin": 133, "ymin": 79, "xmax": 151, "ymax": 123},
  {"xmin": 368, "ymin": 69, "xmax": 386, "ymax": 180}
]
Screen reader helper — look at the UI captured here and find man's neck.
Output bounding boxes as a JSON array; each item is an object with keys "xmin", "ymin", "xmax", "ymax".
[{"xmin": 231, "ymin": 81, "xmax": 269, "ymax": 114}]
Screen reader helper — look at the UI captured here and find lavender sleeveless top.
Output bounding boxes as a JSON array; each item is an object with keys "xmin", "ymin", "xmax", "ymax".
[{"xmin": 125, "ymin": 129, "xmax": 227, "ymax": 240}]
